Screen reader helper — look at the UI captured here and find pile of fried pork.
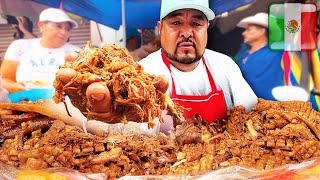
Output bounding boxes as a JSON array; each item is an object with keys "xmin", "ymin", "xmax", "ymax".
[
  {"xmin": 0, "ymin": 99, "xmax": 320, "ymax": 179},
  {"xmin": 53, "ymin": 43, "xmax": 183, "ymax": 128}
]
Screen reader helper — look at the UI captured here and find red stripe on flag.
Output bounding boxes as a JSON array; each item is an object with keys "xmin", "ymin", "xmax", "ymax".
[{"xmin": 301, "ymin": 10, "xmax": 316, "ymax": 51}]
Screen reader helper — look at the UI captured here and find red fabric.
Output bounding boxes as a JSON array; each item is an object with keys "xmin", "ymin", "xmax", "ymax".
[
  {"xmin": 161, "ymin": 52, "xmax": 227, "ymax": 123},
  {"xmin": 301, "ymin": 5, "xmax": 317, "ymax": 51},
  {"xmin": 283, "ymin": 51, "xmax": 291, "ymax": 86}
]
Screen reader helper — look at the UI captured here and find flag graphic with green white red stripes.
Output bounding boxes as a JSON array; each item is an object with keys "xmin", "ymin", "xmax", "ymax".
[{"xmin": 269, "ymin": 3, "xmax": 317, "ymax": 51}]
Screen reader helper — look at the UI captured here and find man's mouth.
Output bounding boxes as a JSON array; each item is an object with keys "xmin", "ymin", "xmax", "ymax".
[{"xmin": 177, "ymin": 41, "xmax": 194, "ymax": 51}]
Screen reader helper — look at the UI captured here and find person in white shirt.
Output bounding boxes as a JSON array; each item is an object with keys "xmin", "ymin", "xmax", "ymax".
[
  {"xmin": 1, "ymin": 8, "xmax": 79, "ymax": 93},
  {"xmin": 56, "ymin": 0, "xmax": 257, "ymax": 133}
]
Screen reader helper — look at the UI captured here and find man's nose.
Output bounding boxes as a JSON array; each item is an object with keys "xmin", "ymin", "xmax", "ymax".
[
  {"xmin": 180, "ymin": 26, "xmax": 193, "ymax": 38},
  {"xmin": 242, "ymin": 31, "xmax": 247, "ymax": 37}
]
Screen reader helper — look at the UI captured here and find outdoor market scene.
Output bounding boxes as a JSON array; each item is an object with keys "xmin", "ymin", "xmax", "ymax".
[{"xmin": 0, "ymin": 0, "xmax": 320, "ymax": 179}]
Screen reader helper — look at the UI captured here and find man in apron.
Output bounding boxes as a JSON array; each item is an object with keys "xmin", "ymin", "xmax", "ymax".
[{"xmin": 57, "ymin": 0, "xmax": 257, "ymax": 133}]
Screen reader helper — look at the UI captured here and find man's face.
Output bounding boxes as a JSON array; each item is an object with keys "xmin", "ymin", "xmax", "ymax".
[
  {"xmin": 39, "ymin": 21, "xmax": 72, "ymax": 48},
  {"xmin": 158, "ymin": 9, "xmax": 209, "ymax": 64},
  {"xmin": 242, "ymin": 24, "xmax": 266, "ymax": 45}
]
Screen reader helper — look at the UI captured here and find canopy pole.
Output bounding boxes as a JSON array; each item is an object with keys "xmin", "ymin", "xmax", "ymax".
[
  {"xmin": 95, "ymin": 22, "xmax": 103, "ymax": 43},
  {"xmin": 121, "ymin": 0, "xmax": 126, "ymax": 48},
  {"xmin": 0, "ymin": 0, "xmax": 7, "ymax": 13}
]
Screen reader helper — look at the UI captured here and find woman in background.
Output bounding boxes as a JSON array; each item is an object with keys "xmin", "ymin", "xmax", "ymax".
[{"xmin": 1, "ymin": 8, "xmax": 79, "ymax": 93}]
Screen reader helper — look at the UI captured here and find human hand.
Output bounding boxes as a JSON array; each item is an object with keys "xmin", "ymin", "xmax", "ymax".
[
  {"xmin": 15, "ymin": 16, "xmax": 36, "ymax": 39},
  {"xmin": 16, "ymin": 16, "xmax": 29, "ymax": 32},
  {"xmin": 56, "ymin": 51, "xmax": 169, "ymax": 121}
]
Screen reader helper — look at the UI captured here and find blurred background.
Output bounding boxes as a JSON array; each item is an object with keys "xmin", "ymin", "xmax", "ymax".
[{"xmin": 0, "ymin": 0, "xmax": 319, "ymax": 61}]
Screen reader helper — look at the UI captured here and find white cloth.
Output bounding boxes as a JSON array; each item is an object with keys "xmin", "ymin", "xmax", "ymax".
[
  {"xmin": 4, "ymin": 38, "xmax": 80, "ymax": 88},
  {"xmin": 139, "ymin": 49, "xmax": 258, "ymax": 111}
]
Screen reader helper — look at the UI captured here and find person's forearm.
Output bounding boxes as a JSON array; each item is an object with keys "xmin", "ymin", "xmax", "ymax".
[
  {"xmin": 128, "ymin": 50, "xmax": 138, "ymax": 60},
  {"xmin": 2, "ymin": 78, "xmax": 26, "ymax": 93},
  {"xmin": 20, "ymin": 30, "xmax": 36, "ymax": 39},
  {"xmin": 128, "ymin": 45, "xmax": 159, "ymax": 61}
]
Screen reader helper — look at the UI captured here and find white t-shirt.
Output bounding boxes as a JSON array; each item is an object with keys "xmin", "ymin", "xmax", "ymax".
[
  {"xmin": 169, "ymin": 59, "xmax": 212, "ymax": 95},
  {"xmin": 139, "ymin": 49, "xmax": 258, "ymax": 111},
  {"xmin": 4, "ymin": 38, "xmax": 80, "ymax": 88}
]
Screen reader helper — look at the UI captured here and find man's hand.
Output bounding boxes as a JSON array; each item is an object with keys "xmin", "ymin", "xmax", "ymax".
[{"xmin": 57, "ymin": 67, "xmax": 112, "ymax": 114}]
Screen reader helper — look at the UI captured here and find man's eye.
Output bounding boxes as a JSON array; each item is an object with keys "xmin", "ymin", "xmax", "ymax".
[
  {"xmin": 172, "ymin": 21, "xmax": 180, "ymax": 25},
  {"xmin": 193, "ymin": 22, "xmax": 201, "ymax": 26}
]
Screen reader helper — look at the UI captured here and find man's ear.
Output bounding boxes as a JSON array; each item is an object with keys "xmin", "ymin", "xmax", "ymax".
[
  {"xmin": 157, "ymin": 21, "xmax": 162, "ymax": 34},
  {"xmin": 262, "ymin": 27, "xmax": 268, "ymax": 36}
]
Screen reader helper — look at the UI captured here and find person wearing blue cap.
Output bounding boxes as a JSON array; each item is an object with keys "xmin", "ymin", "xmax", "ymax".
[{"xmin": 56, "ymin": 0, "xmax": 257, "ymax": 133}]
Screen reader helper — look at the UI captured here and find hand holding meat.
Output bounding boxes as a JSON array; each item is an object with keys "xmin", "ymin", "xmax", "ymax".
[{"xmin": 54, "ymin": 43, "xmax": 183, "ymax": 127}]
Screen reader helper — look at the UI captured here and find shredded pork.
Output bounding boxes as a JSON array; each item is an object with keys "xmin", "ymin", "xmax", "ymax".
[
  {"xmin": 53, "ymin": 43, "xmax": 184, "ymax": 128},
  {"xmin": 1, "ymin": 99, "xmax": 320, "ymax": 179}
]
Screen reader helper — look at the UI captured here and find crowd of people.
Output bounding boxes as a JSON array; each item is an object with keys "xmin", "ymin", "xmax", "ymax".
[{"xmin": 0, "ymin": 0, "xmax": 319, "ymax": 133}]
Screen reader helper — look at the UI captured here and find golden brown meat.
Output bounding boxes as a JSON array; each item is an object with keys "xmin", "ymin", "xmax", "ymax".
[
  {"xmin": 53, "ymin": 43, "xmax": 183, "ymax": 127},
  {"xmin": 253, "ymin": 98, "xmax": 320, "ymax": 139},
  {"xmin": 1, "ymin": 99, "xmax": 320, "ymax": 178}
]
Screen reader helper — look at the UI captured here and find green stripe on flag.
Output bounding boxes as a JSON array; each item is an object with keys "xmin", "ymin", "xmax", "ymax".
[
  {"xmin": 269, "ymin": 16, "xmax": 284, "ymax": 43},
  {"xmin": 269, "ymin": 4, "xmax": 285, "ymax": 50}
]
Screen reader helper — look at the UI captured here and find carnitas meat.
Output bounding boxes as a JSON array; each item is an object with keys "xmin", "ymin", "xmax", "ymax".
[
  {"xmin": 1, "ymin": 99, "xmax": 320, "ymax": 178},
  {"xmin": 53, "ymin": 43, "xmax": 183, "ymax": 127},
  {"xmin": 0, "ymin": 104, "xmax": 178, "ymax": 179},
  {"xmin": 170, "ymin": 99, "xmax": 320, "ymax": 174}
]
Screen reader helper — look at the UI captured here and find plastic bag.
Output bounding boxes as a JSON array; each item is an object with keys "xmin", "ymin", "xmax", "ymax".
[
  {"xmin": 1, "ymin": 158, "xmax": 320, "ymax": 180},
  {"xmin": 0, "ymin": 163, "xmax": 107, "ymax": 180}
]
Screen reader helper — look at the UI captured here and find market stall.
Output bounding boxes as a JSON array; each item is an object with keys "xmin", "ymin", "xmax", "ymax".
[{"xmin": 0, "ymin": 44, "xmax": 320, "ymax": 179}]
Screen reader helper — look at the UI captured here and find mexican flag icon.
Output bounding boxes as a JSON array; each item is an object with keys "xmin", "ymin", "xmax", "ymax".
[{"xmin": 269, "ymin": 3, "xmax": 317, "ymax": 51}]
